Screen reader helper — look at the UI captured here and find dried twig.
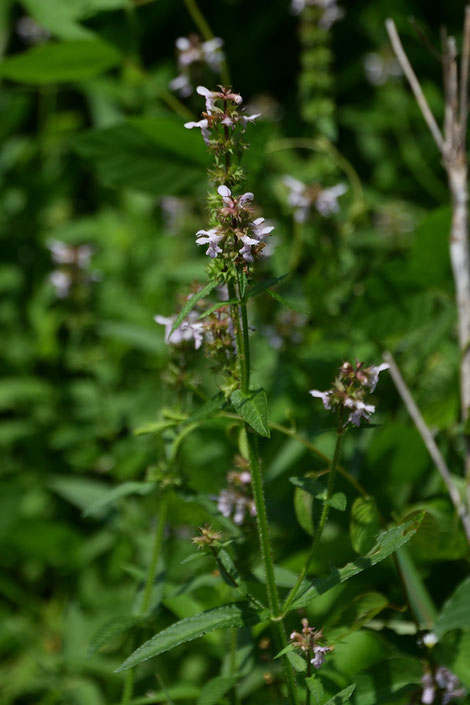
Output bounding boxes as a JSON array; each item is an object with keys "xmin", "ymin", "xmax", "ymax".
[
  {"xmin": 384, "ymin": 352, "xmax": 470, "ymax": 545},
  {"xmin": 386, "ymin": 10, "xmax": 470, "ymax": 488},
  {"xmin": 385, "ymin": 19, "xmax": 445, "ymax": 153}
]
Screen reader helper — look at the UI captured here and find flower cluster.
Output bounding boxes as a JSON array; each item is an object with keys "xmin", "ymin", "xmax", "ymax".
[
  {"xmin": 196, "ymin": 185, "xmax": 274, "ymax": 263},
  {"xmin": 169, "ymin": 35, "xmax": 225, "ymax": 97},
  {"xmin": 420, "ymin": 667, "xmax": 466, "ymax": 705},
  {"xmin": 309, "ymin": 360, "xmax": 389, "ymax": 427},
  {"xmin": 283, "ymin": 176, "xmax": 347, "ymax": 222},
  {"xmin": 290, "ymin": 0, "xmax": 344, "ymax": 29},
  {"xmin": 184, "ymin": 85, "xmax": 260, "ymax": 146},
  {"xmin": 47, "ymin": 239, "xmax": 95, "ymax": 298},
  {"xmin": 290, "ymin": 619, "xmax": 332, "ymax": 670},
  {"xmin": 155, "ymin": 303, "xmax": 235, "ymax": 355},
  {"xmin": 154, "ymin": 311, "xmax": 205, "ymax": 350},
  {"xmin": 215, "ymin": 467, "xmax": 256, "ymax": 526}
]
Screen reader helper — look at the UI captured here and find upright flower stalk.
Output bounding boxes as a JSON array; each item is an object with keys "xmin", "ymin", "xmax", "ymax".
[{"xmin": 186, "ymin": 85, "xmax": 299, "ymax": 704}]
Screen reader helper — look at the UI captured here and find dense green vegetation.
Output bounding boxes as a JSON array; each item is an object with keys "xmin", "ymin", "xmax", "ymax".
[{"xmin": 1, "ymin": 1, "xmax": 470, "ymax": 704}]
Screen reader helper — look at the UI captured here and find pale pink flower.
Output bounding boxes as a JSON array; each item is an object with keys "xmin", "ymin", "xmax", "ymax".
[
  {"xmin": 184, "ymin": 118, "xmax": 211, "ymax": 144},
  {"xmin": 195, "ymin": 228, "xmax": 224, "ymax": 258}
]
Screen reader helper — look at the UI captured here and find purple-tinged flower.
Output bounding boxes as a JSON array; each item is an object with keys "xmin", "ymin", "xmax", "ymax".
[
  {"xmin": 154, "ymin": 312, "xmax": 205, "ymax": 350},
  {"xmin": 240, "ymin": 113, "xmax": 261, "ymax": 129},
  {"xmin": 290, "ymin": 0, "xmax": 344, "ymax": 29},
  {"xmin": 201, "ymin": 37, "xmax": 224, "ymax": 71},
  {"xmin": 344, "ymin": 398, "xmax": 375, "ymax": 426},
  {"xmin": 47, "ymin": 239, "xmax": 93, "ymax": 268},
  {"xmin": 282, "ymin": 175, "xmax": 311, "ymax": 222},
  {"xmin": 196, "ymin": 85, "xmax": 218, "ymax": 113},
  {"xmin": 309, "ymin": 389, "xmax": 333, "ymax": 410},
  {"xmin": 218, "ymin": 185, "xmax": 254, "ymax": 212},
  {"xmin": 311, "ymin": 645, "xmax": 332, "ymax": 669},
  {"xmin": 251, "ymin": 217, "xmax": 275, "ymax": 241},
  {"xmin": 216, "ymin": 488, "xmax": 256, "ymax": 526},
  {"xmin": 421, "ymin": 673, "xmax": 435, "ymax": 705},
  {"xmin": 239, "ymin": 233, "xmax": 261, "ymax": 262},
  {"xmin": 366, "ymin": 363, "xmax": 390, "ymax": 392},
  {"xmin": 315, "ymin": 183, "xmax": 347, "ymax": 216},
  {"xmin": 184, "ymin": 118, "xmax": 211, "ymax": 144},
  {"xmin": 195, "ymin": 228, "xmax": 224, "ymax": 258},
  {"xmin": 169, "ymin": 73, "xmax": 192, "ymax": 97},
  {"xmin": 49, "ymin": 270, "xmax": 72, "ymax": 298}
]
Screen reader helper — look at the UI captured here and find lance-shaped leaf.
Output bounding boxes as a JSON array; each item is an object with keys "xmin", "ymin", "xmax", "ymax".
[
  {"xmin": 196, "ymin": 676, "xmax": 236, "ymax": 705},
  {"xmin": 88, "ymin": 615, "xmax": 140, "ymax": 656},
  {"xmin": 170, "ymin": 280, "xmax": 220, "ymax": 337},
  {"xmin": 230, "ymin": 388, "xmax": 270, "ymax": 438},
  {"xmin": 290, "ymin": 514, "xmax": 423, "ymax": 610},
  {"xmin": 115, "ymin": 603, "xmax": 258, "ymax": 672},
  {"xmin": 245, "ymin": 273, "xmax": 288, "ymax": 300},
  {"xmin": 84, "ymin": 481, "xmax": 157, "ymax": 517},
  {"xmin": 323, "ymin": 684, "xmax": 356, "ymax": 705}
]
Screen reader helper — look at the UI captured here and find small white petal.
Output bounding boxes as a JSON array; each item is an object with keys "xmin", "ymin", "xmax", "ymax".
[{"xmin": 218, "ymin": 185, "xmax": 231, "ymax": 198}]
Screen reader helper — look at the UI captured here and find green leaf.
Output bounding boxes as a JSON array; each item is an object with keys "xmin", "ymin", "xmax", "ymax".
[
  {"xmin": 0, "ymin": 40, "xmax": 121, "ymax": 83},
  {"xmin": 289, "ymin": 476, "xmax": 346, "ymax": 511},
  {"xmin": 83, "ymin": 481, "xmax": 157, "ymax": 517},
  {"xmin": 185, "ymin": 395, "xmax": 225, "ymax": 424},
  {"xmin": 350, "ymin": 497, "xmax": 381, "ymax": 555},
  {"xmin": 266, "ymin": 288, "xmax": 309, "ymax": 315},
  {"xmin": 290, "ymin": 514, "xmax": 423, "ymax": 610},
  {"xmin": 134, "ymin": 419, "xmax": 180, "ymax": 436},
  {"xmin": 115, "ymin": 604, "xmax": 258, "ymax": 672},
  {"xmin": 395, "ymin": 547, "xmax": 437, "ymax": 630},
  {"xmin": 323, "ymin": 684, "xmax": 356, "ymax": 705},
  {"xmin": 354, "ymin": 658, "xmax": 421, "ymax": 705},
  {"xmin": 434, "ymin": 575, "xmax": 470, "ymax": 638},
  {"xmin": 196, "ymin": 676, "xmax": 235, "ymax": 705},
  {"xmin": 49, "ymin": 476, "xmax": 110, "ymax": 513},
  {"xmin": 20, "ymin": 0, "xmax": 94, "ymax": 40},
  {"xmin": 170, "ymin": 280, "xmax": 220, "ymax": 337},
  {"xmin": 198, "ymin": 299, "xmax": 239, "ymax": 319},
  {"xmin": 294, "ymin": 484, "xmax": 314, "ymax": 536},
  {"xmin": 230, "ymin": 388, "xmax": 270, "ymax": 438},
  {"xmin": 75, "ymin": 117, "xmax": 209, "ymax": 195},
  {"xmin": 88, "ymin": 616, "xmax": 140, "ymax": 655},
  {"xmin": 329, "ymin": 592, "xmax": 388, "ymax": 637},
  {"xmin": 286, "ymin": 650, "xmax": 307, "ymax": 672},
  {"xmin": 215, "ymin": 549, "xmax": 247, "ymax": 595},
  {"xmin": 305, "ymin": 675, "xmax": 323, "ymax": 704},
  {"xmin": 246, "ymin": 273, "xmax": 288, "ymax": 300}
]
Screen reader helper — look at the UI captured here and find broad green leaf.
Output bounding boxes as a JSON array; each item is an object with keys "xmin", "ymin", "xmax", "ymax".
[
  {"xmin": 290, "ymin": 476, "xmax": 346, "ymax": 511},
  {"xmin": 350, "ymin": 497, "xmax": 381, "ymax": 555},
  {"xmin": 88, "ymin": 616, "xmax": 140, "ymax": 655},
  {"xmin": 83, "ymin": 481, "xmax": 157, "ymax": 517},
  {"xmin": 49, "ymin": 476, "xmax": 109, "ymax": 513},
  {"xmin": 196, "ymin": 676, "xmax": 235, "ymax": 705},
  {"xmin": 435, "ymin": 630, "xmax": 470, "ymax": 688},
  {"xmin": 170, "ymin": 280, "xmax": 220, "ymax": 337},
  {"xmin": 290, "ymin": 515, "xmax": 423, "ymax": 610},
  {"xmin": 305, "ymin": 675, "xmax": 323, "ymax": 704},
  {"xmin": 395, "ymin": 548, "xmax": 437, "ymax": 630},
  {"xmin": 434, "ymin": 575, "xmax": 470, "ymax": 638},
  {"xmin": 324, "ymin": 684, "xmax": 356, "ymax": 705},
  {"xmin": 354, "ymin": 658, "xmax": 421, "ymax": 705},
  {"xmin": 230, "ymin": 388, "xmax": 270, "ymax": 438},
  {"xmin": 266, "ymin": 288, "xmax": 309, "ymax": 315},
  {"xmin": 115, "ymin": 603, "xmax": 258, "ymax": 671},
  {"xmin": 20, "ymin": 0, "xmax": 94, "ymax": 40},
  {"xmin": 0, "ymin": 40, "xmax": 121, "ymax": 84},
  {"xmin": 75, "ymin": 117, "xmax": 209, "ymax": 195}
]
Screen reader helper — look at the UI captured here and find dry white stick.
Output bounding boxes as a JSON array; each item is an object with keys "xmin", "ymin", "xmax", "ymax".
[
  {"xmin": 384, "ymin": 351, "xmax": 470, "ymax": 544},
  {"xmin": 385, "ymin": 18, "xmax": 445, "ymax": 154},
  {"xmin": 459, "ymin": 6, "xmax": 470, "ymax": 142}
]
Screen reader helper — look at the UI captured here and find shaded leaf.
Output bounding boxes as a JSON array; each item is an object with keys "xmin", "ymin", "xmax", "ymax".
[
  {"xmin": 246, "ymin": 273, "xmax": 288, "ymax": 300},
  {"xmin": 305, "ymin": 675, "xmax": 323, "ymax": 704},
  {"xmin": 196, "ymin": 676, "xmax": 235, "ymax": 705},
  {"xmin": 290, "ymin": 476, "xmax": 346, "ymax": 511},
  {"xmin": 83, "ymin": 481, "xmax": 157, "ymax": 517},
  {"xmin": 350, "ymin": 497, "xmax": 381, "ymax": 555},
  {"xmin": 291, "ymin": 515, "xmax": 423, "ymax": 610},
  {"xmin": 324, "ymin": 684, "xmax": 356, "ymax": 705},
  {"xmin": 354, "ymin": 658, "xmax": 421, "ymax": 705},
  {"xmin": 434, "ymin": 575, "xmax": 470, "ymax": 638},
  {"xmin": 395, "ymin": 547, "xmax": 437, "ymax": 630},
  {"xmin": 230, "ymin": 388, "xmax": 270, "ymax": 438},
  {"xmin": 88, "ymin": 616, "xmax": 140, "ymax": 655},
  {"xmin": 294, "ymin": 484, "xmax": 314, "ymax": 536},
  {"xmin": 0, "ymin": 40, "xmax": 121, "ymax": 83},
  {"xmin": 115, "ymin": 604, "xmax": 258, "ymax": 672}
]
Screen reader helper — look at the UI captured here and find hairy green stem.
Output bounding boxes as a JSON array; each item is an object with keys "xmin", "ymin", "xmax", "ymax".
[
  {"xmin": 282, "ymin": 421, "xmax": 345, "ymax": 615},
  {"xmin": 120, "ymin": 493, "xmax": 169, "ymax": 705}
]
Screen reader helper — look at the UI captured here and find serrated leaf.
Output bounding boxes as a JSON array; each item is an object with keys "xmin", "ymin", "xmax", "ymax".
[
  {"xmin": 305, "ymin": 675, "xmax": 323, "ymax": 704},
  {"xmin": 290, "ymin": 515, "xmax": 423, "ymax": 610},
  {"xmin": 170, "ymin": 280, "xmax": 220, "ymax": 337},
  {"xmin": 196, "ymin": 676, "xmax": 235, "ymax": 705},
  {"xmin": 323, "ymin": 684, "xmax": 356, "ymax": 705},
  {"xmin": 350, "ymin": 497, "xmax": 381, "ymax": 555},
  {"xmin": 230, "ymin": 388, "xmax": 270, "ymax": 438},
  {"xmin": 88, "ymin": 616, "xmax": 139, "ymax": 656},
  {"xmin": 115, "ymin": 603, "xmax": 258, "ymax": 672},
  {"xmin": 286, "ymin": 650, "xmax": 307, "ymax": 672},
  {"xmin": 83, "ymin": 481, "xmax": 157, "ymax": 517},
  {"xmin": 0, "ymin": 40, "xmax": 121, "ymax": 83},
  {"xmin": 434, "ymin": 576, "xmax": 470, "ymax": 638}
]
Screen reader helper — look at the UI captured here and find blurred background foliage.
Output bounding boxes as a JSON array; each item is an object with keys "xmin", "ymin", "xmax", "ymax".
[{"xmin": 1, "ymin": 0, "xmax": 470, "ymax": 703}]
